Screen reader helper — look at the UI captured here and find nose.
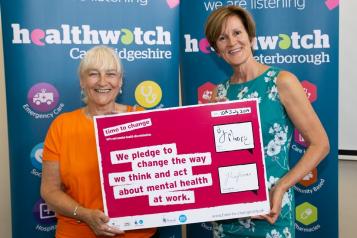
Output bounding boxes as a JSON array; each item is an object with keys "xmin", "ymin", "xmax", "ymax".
[
  {"xmin": 98, "ymin": 73, "xmax": 107, "ymax": 85},
  {"xmin": 227, "ymin": 35, "xmax": 235, "ymax": 46}
]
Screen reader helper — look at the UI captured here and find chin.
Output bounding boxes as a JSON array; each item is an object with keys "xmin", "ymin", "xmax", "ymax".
[{"xmin": 92, "ymin": 99, "xmax": 115, "ymax": 107}]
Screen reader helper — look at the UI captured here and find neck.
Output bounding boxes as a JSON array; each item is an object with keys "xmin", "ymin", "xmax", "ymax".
[
  {"xmin": 85, "ymin": 103, "xmax": 117, "ymax": 117},
  {"xmin": 231, "ymin": 60, "xmax": 262, "ymax": 84}
]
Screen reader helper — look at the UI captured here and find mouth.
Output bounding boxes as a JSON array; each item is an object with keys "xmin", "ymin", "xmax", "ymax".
[
  {"xmin": 228, "ymin": 47, "xmax": 242, "ymax": 54},
  {"xmin": 94, "ymin": 88, "xmax": 112, "ymax": 93}
]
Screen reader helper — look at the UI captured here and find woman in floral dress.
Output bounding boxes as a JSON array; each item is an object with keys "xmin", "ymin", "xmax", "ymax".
[{"xmin": 205, "ymin": 6, "xmax": 330, "ymax": 238}]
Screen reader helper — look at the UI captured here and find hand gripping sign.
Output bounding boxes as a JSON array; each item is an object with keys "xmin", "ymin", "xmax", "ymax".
[{"xmin": 94, "ymin": 99, "xmax": 269, "ymax": 230}]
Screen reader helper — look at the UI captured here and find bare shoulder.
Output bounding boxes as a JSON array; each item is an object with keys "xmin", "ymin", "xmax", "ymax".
[
  {"xmin": 276, "ymin": 70, "xmax": 304, "ymax": 94},
  {"xmin": 276, "ymin": 70, "xmax": 299, "ymax": 86},
  {"xmin": 275, "ymin": 70, "xmax": 307, "ymax": 107}
]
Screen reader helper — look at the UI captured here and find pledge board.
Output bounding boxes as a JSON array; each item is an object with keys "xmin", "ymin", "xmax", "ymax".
[{"xmin": 94, "ymin": 99, "xmax": 269, "ymax": 230}]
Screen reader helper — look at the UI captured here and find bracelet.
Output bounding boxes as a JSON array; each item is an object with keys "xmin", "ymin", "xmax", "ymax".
[{"xmin": 73, "ymin": 205, "xmax": 80, "ymax": 217}]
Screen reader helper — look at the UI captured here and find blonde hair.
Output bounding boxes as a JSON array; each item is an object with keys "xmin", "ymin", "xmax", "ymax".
[
  {"xmin": 79, "ymin": 45, "xmax": 123, "ymax": 79},
  {"xmin": 205, "ymin": 6, "xmax": 256, "ymax": 51}
]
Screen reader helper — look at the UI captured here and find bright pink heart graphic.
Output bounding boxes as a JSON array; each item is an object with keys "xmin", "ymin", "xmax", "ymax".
[
  {"xmin": 167, "ymin": 0, "xmax": 179, "ymax": 8},
  {"xmin": 325, "ymin": 0, "xmax": 339, "ymax": 10},
  {"xmin": 199, "ymin": 38, "xmax": 211, "ymax": 54},
  {"xmin": 31, "ymin": 29, "xmax": 45, "ymax": 46}
]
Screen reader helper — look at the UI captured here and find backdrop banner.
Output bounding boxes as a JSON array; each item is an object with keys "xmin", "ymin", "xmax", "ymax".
[
  {"xmin": 1, "ymin": 0, "xmax": 180, "ymax": 237},
  {"xmin": 180, "ymin": 1, "xmax": 338, "ymax": 238}
]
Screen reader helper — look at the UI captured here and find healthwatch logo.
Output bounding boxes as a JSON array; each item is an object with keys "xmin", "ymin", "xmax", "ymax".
[
  {"xmin": 11, "ymin": 23, "xmax": 173, "ymax": 62},
  {"xmin": 11, "ymin": 24, "xmax": 171, "ymax": 46},
  {"xmin": 185, "ymin": 30, "xmax": 331, "ymax": 65},
  {"xmin": 184, "ymin": 30, "xmax": 330, "ymax": 53}
]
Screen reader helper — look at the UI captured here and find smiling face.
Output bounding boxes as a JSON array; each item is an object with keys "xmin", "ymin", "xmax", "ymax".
[
  {"xmin": 79, "ymin": 46, "xmax": 122, "ymax": 108},
  {"xmin": 215, "ymin": 15, "xmax": 254, "ymax": 67},
  {"xmin": 81, "ymin": 68, "xmax": 121, "ymax": 107}
]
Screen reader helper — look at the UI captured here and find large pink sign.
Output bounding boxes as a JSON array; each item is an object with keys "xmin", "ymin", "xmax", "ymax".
[{"xmin": 94, "ymin": 99, "xmax": 269, "ymax": 230}]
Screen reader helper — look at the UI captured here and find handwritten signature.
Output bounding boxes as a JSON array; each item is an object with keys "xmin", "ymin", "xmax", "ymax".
[
  {"xmin": 216, "ymin": 127, "xmax": 250, "ymax": 145},
  {"xmin": 223, "ymin": 171, "xmax": 252, "ymax": 186}
]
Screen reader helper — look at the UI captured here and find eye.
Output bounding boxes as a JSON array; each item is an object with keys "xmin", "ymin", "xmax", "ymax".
[
  {"xmin": 218, "ymin": 35, "xmax": 226, "ymax": 41},
  {"xmin": 234, "ymin": 30, "xmax": 241, "ymax": 36},
  {"xmin": 106, "ymin": 72, "xmax": 118, "ymax": 77},
  {"xmin": 88, "ymin": 71, "xmax": 99, "ymax": 77}
]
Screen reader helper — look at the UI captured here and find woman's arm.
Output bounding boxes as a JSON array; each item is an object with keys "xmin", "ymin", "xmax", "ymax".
[
  {"xmin": 276, "ymin": 70, "xmax": 329, "ymax": 190},
  {"xmin": 41, "ymin": 160, "xmax": 123, "ymax": 236},
  {"xmin": 262, "ymin": 70, "xmax": 330, "ymax": 224}
]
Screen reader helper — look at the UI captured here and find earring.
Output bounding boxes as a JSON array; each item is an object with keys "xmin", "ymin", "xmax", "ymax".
[{"xmin": 80, "ymin": 88, "xmax": 87, "ymax": 103}]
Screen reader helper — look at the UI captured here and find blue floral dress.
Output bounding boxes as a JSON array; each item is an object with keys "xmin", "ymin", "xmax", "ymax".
[{"xmin": 212, "ymin": 67, "xmax": 295, "ymax": 238}]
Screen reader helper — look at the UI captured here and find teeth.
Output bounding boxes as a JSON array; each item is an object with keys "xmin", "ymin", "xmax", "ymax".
[
  {"xmin": 95, "ymin": 89, "xmax": 111, "ymax": 93},
  {"xmin": 229, "ymin": 48, "xmax": 241, "ymax": 54}
]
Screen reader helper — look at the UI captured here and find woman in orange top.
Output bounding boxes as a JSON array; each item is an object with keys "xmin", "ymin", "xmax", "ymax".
[{"xmin": 41, "ymin": 45, "xmax": 158, "ymax": 238}]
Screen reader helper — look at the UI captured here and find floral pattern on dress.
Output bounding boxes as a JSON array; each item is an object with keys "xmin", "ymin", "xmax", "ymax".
[
  {"xmin": 265, "ymin": 70, "xmax": 278, "ymax": 82},
  {"xmin": 283, "ymin": 227, "xmax": 292, "ymax": 238},
  {"xmin": 265, "ymin": 227, "xmax": 292, "ymax": 238},
  {"xmin": 216, "ymin": 83, "xmax": 228, "ymax": 101},
  {"xmin": 266, "ymin": 229, "xmax": 283, "ymax": 238},
  {"xmin": 243, "ymin": 91, "xmax": 262, "ymax": 104},
  {"xmin": 213, "ymin": 67, "xmax": 295, "ymax": 238},
  {"xmin": 267, "ymin": 176, "xmax": 292, "ymax": 211},
  {"xmin": 268, "ymin": 85, "xmax": 279, "ymax": 101},
  {"xmin": 238, "ymin": 218, "xmax": 256, "ymax": 232},
  {"xmin": 212, "ymin": 222, "xmax": 226, "ymax": 238},
  {"xmin": 237, "ymin": 86, "xmax": 249, "ymax": 99},
  {"xmin": 265, "ymin": 123, "xmax": 290, "ymax": 170}
]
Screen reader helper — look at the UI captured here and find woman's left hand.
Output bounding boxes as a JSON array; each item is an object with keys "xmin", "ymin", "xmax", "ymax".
[
  {"xmin": 261, "ymin": 185, "xmax": 286, "ymax": 224},
  {"xmin": 252, "ymin": 184, "xmax": 286, "ymax": 224}
]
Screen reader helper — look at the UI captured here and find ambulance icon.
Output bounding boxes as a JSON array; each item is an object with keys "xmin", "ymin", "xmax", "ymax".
[{"xmin": 32, "ymin": 89, "xmax": 54, "ymax": 105}]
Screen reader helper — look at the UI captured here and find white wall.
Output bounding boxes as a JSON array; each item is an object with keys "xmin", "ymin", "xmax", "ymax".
[
  {"xmin": 339, "ymin": 159, "xmax": 357, "ymax": 238},
  {"xmin": 339, "ymin": 0, "xmax": 357, "ymax": 153},
  {"xmin": 338, "ymin": 1, "xmax": 357, "ymax": 237},
  {"xmin": 0, "ymin": 13, "xmax": 12, "ymax": 238}
]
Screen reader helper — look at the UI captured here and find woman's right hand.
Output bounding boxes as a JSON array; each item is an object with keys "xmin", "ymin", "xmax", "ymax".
[{"xmin": 81, "ymin": 208, "xmax": 124, "ymax": 236}]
